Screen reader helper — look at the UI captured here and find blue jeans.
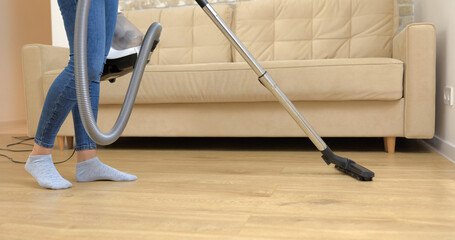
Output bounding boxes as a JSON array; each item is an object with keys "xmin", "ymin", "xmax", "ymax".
[{"xmin": 34, "ymin": 0, "xmax": 118, "ymax": 151}]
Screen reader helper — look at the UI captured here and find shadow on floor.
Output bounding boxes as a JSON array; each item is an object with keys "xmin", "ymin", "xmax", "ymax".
[{"xmin": 98, "ymin": 137, "xmax": 430, "ymax": 153}]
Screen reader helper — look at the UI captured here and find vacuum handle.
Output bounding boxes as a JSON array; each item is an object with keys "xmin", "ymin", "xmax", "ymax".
[
  {"xmin": 196, "ymin": 0, "xmax": 209, "ymax": 8},
  {"xmin": 197, "ymin": 2, "xmax": 328, "ymax": 151},
  {"xmin": 197, "ymin": 0, "xmax": 374, "ymax": 181}
]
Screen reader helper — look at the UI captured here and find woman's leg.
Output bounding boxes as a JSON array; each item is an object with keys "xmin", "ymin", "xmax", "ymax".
[
  {"xmin": 72, "ymin": 0, "xmax": 119, "ymax": 162},
  {"xmin": 30, "ymin": 0, "xmax": 106, "ymax": 155},
  {"xmin": 30, "ymin": 67, "xmax": 78, "ymax": 155},
  {"xmin": 26, "ymin": 0, "xmax": 114, "ymax": 189},
  {"xmin": 26, "ymin": 66, "xmax": 76, "ymax": 189},
  {"xmin": 72, "ymin": 0, "xmax": 136, "ymax": 182}
]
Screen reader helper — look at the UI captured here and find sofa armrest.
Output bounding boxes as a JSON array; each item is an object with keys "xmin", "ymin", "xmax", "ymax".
[
  {"xmin": 22, "ymin": 44, "xmax": 69, "ymax": 137},
  {"xmin": 393, "ymin": 23, "xmax": 436, "ymax": 139}
]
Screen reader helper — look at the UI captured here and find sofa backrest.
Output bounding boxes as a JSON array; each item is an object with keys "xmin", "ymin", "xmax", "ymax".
[
  {"xmin": 124, "ymin": 4, "xmax": 233, "ymax": 65},
  {"xmin": 125, "ymin": 0, "xmax": 399, "ymax": 64},
  {"xmin": 233, "ymin": 0, "xmax": 399, "ymax": 62}
]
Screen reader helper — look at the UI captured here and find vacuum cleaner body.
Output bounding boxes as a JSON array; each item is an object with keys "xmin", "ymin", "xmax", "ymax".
[
  {"xmin": 101, "ymin": 12, "xmax": 144, "ymax": 83},
  {"xmin": 102, "ymin": 47, "xmax": 139, "ymax": 82}
]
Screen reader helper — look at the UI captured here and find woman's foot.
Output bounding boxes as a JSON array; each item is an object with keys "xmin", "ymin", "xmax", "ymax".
[
  {"xmin": 25, "ymin": 154, "xmax": 72, "ymax": 190},
  {"xmin": 76, "ymin": 157, "xmax": 137, "ymax": 182}
]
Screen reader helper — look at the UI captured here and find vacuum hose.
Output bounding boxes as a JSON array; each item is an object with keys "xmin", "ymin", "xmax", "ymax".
[{"xmin": 74, "ymin": 0, "xmax": 162, "ymax": 145}]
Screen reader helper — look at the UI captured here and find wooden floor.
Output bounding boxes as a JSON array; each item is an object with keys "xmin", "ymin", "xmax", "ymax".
[{"xmin": 0, "ymin": 135, "xmax": 454, "ymax": 240}]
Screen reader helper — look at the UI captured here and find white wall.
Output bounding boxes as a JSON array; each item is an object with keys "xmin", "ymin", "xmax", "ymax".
[
  {"xmin": 0, "ymin": 1, "xmax": 19, "ymax": 124},
  {"xmin": 415, "ymin": 0, "xmax": 455, "ymax": 162},
  {"xmin": 0, "ymin": 0, "xmax": 52, "ymax": 126},
  {"xmin": 51, "ymin": 0, "xmax": 69, "ymax": 48}
]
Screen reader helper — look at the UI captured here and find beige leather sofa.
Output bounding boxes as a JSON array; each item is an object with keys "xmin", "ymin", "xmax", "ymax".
[{"xmin": 22, "ymin": 0, "xmax": 436, "ymax": 153}]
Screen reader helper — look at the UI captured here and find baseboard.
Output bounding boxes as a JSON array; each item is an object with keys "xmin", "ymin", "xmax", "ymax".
[{"xmin": 423, "ymin": 136, "xmax": 455, "ymax": 164}]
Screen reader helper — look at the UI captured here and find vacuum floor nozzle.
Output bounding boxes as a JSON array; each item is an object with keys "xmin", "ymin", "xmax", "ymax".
[
  {"xmin": 321, "ymin": 147, "xmax": 375, "ymax": 181},
  {"xmin": 334, "ymin": 162, "xmax": 374, "ymax": 181}
]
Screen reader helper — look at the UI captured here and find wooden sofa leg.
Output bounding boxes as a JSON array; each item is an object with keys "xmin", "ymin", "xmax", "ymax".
[
  {"xmin": 66, "ymin": 136, "xmax": 74, "ymax": 149},
  {"xmin": 384, "ymin": 137, "xmax": 396, "ymax": 153},
  {"xmin": 56, "ymin": 136, "xmax": 65, "ymax": 151}
]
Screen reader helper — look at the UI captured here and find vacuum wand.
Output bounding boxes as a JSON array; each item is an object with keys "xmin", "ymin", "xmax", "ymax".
[{"xmin": 196, "ymin": 0, "xmax": 374, "ymax": 181}]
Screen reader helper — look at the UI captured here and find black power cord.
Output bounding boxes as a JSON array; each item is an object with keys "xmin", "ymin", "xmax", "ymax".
[{"xmin": 0, "ymin": 136, "xmax": 76, "ymax": 165}]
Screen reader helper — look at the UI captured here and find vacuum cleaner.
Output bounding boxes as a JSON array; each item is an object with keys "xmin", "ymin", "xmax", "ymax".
[
  {"xmin": 74, "ymin": 0, "xmax": 375, "ymax": 181},
  {"xmin": 101, "ymin": 12, "xmax": 144, "ymax": 83}
]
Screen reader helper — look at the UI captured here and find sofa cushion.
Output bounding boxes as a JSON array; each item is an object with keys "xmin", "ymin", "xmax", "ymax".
[
  {"xmin": 43, "ymin": 58, "xmax": 403, "ymax": 104},
  {"xmin": 233, "ymin": 0, "xmax": 399, "ymax": 62},
  {"xmin": 123, "ymin": 4, "xmax": 233, "ymax": 65}
]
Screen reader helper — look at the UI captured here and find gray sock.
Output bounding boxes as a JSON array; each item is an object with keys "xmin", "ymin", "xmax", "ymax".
[
  {"xmin": 76, "ymin": 157, "xmax": 137, "ymax": 182},
  {"xmin": 25, "ymin": 154, "xmax": 72, "ymax": 190}
]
